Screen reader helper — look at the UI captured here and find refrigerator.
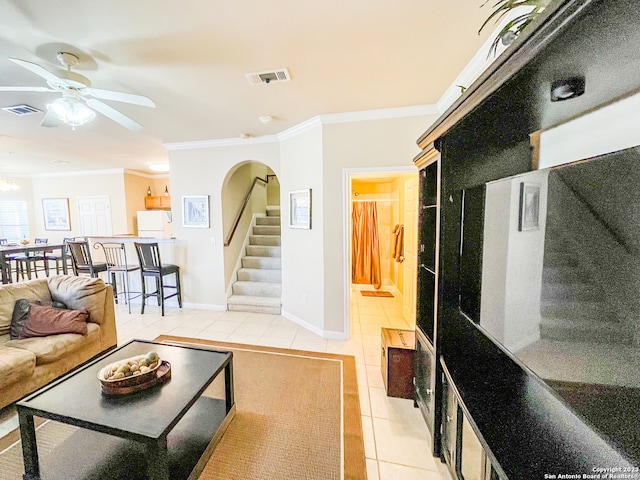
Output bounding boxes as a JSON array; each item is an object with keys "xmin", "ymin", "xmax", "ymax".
[{"xmin": 137, "ymin": 210, "xmax": 173, "ymax": 238}]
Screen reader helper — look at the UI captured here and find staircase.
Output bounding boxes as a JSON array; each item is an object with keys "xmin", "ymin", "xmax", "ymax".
[
  {"xmin": 227, "ymin": 206, "xmax": 282, "ymax": 314},
  {"xmin": 539, "ymin": 173, "xmax": 630, "ymax": 345}
]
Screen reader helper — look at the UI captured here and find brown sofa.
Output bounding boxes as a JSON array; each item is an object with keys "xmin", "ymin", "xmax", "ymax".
[{"xmin": 0, "ymin": 275, "xmax": 117, "ymax": 410}]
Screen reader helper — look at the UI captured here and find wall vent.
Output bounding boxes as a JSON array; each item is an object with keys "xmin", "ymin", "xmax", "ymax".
[
  {"xmin": 245, "ymin": 68, "xmax": 291, "ymax": 85},
  {"xmin": 2, "ymin": 104, "xmax": 42, "ymax": 116}
]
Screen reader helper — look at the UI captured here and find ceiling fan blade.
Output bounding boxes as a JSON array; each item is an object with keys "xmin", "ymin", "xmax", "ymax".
[
  {"xmin": 85, "ymin": 88, "xmax": 156, "ymax": 108},
  {"xmin": 85, "ymin": 98, "xmax": 143, "ymax": 131},
  {"xmin": 8, "ymin": 57, "xmax": 65, "ymax": 85},
  {"xmin": 40, "ymin": 111, "xmax": 61, "ymax": 128},
  {"xmin": 0, "ymin": 86, "xmax": 54, "ymax": 92}
]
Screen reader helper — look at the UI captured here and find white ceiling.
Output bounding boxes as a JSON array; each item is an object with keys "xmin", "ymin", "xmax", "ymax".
[{"xmin": 0, "ymin": 0, "xmax": 495, "ymax": 175}]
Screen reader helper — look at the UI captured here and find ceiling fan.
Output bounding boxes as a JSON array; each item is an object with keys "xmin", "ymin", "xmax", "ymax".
[{"xmin": 0, "ymin": 52, "xmax": 155, "ymax": 131}]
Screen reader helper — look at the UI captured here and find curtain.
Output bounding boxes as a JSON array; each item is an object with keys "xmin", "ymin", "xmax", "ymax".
[{"xmin": 352, "ymin": 201, "xmax": 381, "ymax": 289}]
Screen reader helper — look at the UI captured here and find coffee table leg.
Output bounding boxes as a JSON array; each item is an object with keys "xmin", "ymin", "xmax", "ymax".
[
  {"xmin": 225, "ymin": 360, "xmax": 234, "ymax": 413},
  {"xmin": 147, "ymin": 437, "xmax": 170, "ymax": 480},
  {"xmin": 18, "ymin": 410, "xmax": 40, "ymax": 480}
]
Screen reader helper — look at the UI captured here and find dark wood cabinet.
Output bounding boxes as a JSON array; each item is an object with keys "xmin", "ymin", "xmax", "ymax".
[
  {"xmin": 381, "ymin": 327, "xmax": 415, "ymax": 399},
  {"xmin": 414, "ymin": 329, "xmax": 434, "ymax": 431},
  {"xmin": 414, "ymin": 149, "xmax": 440, "ymax": 441}
]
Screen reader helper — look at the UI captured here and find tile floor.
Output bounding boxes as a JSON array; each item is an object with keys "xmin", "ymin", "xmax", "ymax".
[{"xmin": 0, "ymin": 289, "xmax": 451, "ymax": 480}]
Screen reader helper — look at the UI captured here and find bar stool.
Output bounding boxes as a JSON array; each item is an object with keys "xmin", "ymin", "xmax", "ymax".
[
  {"xmin": 96, "ymin": 242, "xmax": 141, "ymax": 314},
  {"xmin": 67, "ymin": 240, "xmax": 108, "ymax": 278},
  {"xmin": 134, "ymin": 242, "xmax": 182, "ymax": 316}
]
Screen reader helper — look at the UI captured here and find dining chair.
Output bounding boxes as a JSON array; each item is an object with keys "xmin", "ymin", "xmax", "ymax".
[
  {"xmin": 96, "ymin": 242, "xmax": 141, "ymax": 313},
  {"xmin": 134, "ymin": 242, "xmax": 182, "ymax": 316},
  {"xmin": 44, "ymin": 237, "xmax": 75, "ymax": 275},
  {"xmin": 0, "ymin": 239, "xmax": 13, "ymax": 284},
  {"xmin": 15, "ymin": 238, "xmax": 49, "ymax": 280},
  {"xmin": 67, "ymin": 240, "xmax": 108, "ymax": 278}
]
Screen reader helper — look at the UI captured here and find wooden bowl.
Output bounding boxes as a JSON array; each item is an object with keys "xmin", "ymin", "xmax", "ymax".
[{"xmin": 98, "ymin": 353, "xmax": 162, "ymax": 389}]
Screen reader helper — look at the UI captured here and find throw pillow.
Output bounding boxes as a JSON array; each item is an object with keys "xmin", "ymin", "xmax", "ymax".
[
  {"xmin": 10, "ymin": 299, "xmax": 31, "ymax": 340},
  {"xmin": 19, "ymin": 303, "xmax": 89, "ymax": 339}
]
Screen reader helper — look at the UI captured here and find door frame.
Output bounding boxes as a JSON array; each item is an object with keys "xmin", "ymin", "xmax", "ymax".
[{"xmin": 342, "ymin": 166, "xmax": 418, "ymax": 339}]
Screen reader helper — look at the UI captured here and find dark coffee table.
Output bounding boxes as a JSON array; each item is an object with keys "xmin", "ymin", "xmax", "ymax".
[{"xmin": 17, "ymin": 339, "xmax": 234, "ymax": 480}]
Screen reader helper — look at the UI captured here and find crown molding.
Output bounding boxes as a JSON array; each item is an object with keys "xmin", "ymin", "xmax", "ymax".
[
  {"xmin": 31, "ymin": 168, "xmax": 125, "ymax": 178},
  {"xmin": 164, "ymin": 135, "xmax": 279, "ymax": 151},
  {"xmin": 124, "ymin": 169, "xmax": 170, "ymax": 179}
]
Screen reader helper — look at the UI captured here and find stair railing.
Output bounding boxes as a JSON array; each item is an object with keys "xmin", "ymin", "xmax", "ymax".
[{"xmin": 224, "ymin": 175, "xmax": 277, "ymax": 247}]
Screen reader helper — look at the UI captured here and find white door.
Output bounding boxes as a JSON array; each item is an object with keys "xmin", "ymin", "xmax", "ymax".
[
  {"xmin": 403, "ymin": 176, "xmax": 418, "ymax": 324},
  {"xmin": 77, "ymin": 196, "xmax": 113, "ymax": 236}
]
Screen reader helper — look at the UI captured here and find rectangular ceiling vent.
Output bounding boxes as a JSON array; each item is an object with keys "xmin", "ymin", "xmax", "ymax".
[
  {"xmin": 245, "ymin": 68, "xmax": 291, "ymax": 85},
  {"xmin": 2, "ymin": 104, "xmax": 42, "ymax": 116}
]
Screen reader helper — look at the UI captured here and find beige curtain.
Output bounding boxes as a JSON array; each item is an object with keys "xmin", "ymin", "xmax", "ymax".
[{"xmin": 352, "ymin": 201, "xmax": 381, "ymax": 289}]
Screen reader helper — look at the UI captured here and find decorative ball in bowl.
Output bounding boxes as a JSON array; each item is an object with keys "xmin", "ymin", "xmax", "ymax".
[{"xmin": 98, "ymin": 351, "xmax": 162, "ymax": 388}]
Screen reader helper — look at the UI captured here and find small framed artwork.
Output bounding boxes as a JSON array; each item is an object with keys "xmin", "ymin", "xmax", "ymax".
[
  {"xmin": 182, "ymin": 195, "xmax": 210, "ymax": 228},
  {"xmin": 289, "ymin": 189, "xmax": 312, "ymax": 229},
  {"xmin": 518, "ymin": 182, "xmax": 540, "ymax": 231},
  {"xmin": 42, "ymin": 198, "xmax": 71, "ymax": 231}
]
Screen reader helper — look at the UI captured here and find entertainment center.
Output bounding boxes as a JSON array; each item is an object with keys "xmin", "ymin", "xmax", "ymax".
[{"xmin": 413, "ymin": 0, "xmax": 640, "ymax": 477}]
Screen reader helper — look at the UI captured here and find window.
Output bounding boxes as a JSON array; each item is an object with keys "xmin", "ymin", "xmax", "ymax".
[{"xmin": 0, "ymin": 200, "xmax": 29, "ymax": 242}]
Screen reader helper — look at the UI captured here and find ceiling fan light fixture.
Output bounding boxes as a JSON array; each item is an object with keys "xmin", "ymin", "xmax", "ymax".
[
  {"xmin": 47, "ymin": 97, "xmax": 96, "ymax": 127},
  {"xmin": 0, "ymin": 175, "xmax": 19, "ymax": 192}
]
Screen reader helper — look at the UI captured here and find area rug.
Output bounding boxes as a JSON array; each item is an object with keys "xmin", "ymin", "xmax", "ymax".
[
  {"xmin": 360, "ymin": 290, "xmax": 393, "ymax": 297},
  {"xmin": 0, "ymin": 336, "xmax": 367, "ymax": 480}
]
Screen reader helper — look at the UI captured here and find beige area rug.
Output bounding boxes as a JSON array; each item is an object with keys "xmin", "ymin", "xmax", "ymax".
[
  {"xmin": 0, "ymin": 336, "xmax": 367, "ymax": 480},
  {"xmin": 360, "ymin": 290, "xmax": 393, "ymax": 297}
]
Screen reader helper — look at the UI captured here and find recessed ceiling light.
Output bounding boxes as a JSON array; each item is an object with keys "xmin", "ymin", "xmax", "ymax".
[
  {"xmin": 149, "ymin": 163, "xmax": 170, "ymax": 172},
  {"xmin": 259, "ymin": 115, "xmax": 273, "ymax": 124},
  {"xmin": 50, "ymin": 160, "xmax": 70, "ymax": 165},
  {"xmin": 240, "ymin": 133, "xmax": 252, "ymax": 139}
]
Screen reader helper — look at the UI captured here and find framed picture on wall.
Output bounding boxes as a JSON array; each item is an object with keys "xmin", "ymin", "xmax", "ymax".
[
  {"xmin": 518, "ymin": 182, "xmax": 540, "ymax": 231},
  {"xmin": 182, "ymin": 195, "xmax": 210, "ymax": 228},
  {"xmin": 289, "ymin": 189, "xmax": 312, "ymax": 229},
  {"xmin": 42, "ymin": 198, "xmax": 71, "ymax": 231}
]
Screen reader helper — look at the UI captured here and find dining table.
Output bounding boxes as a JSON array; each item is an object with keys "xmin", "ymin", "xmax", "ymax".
[{"xmin": 0, "ymin": 242, "xmax": 68, "ymax": 284}]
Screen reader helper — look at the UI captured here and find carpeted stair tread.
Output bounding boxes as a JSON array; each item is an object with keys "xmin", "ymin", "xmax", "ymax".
[
  {"xmin": 232, "ymin": 281, "xmax": 281, "ymax": 297},
  {"xmin": 238, "ymin": 268, "xmax": 281, "ymax": 283}
]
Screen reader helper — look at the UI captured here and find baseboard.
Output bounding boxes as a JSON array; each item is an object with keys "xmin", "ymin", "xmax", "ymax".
[
  {"xmin": 281, "ymin": 309, "xmax": 348, "ymax": 340},
  {"xmin": 181, "ymin": 302, "xmax": 227, "ymax": 311}
]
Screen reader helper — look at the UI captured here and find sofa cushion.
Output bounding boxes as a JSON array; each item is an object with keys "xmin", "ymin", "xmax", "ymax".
[
  {"xmin": 0, "ymin": 345, "xmax": 36, "ymax": 389},
  {"xmin": 0, "ymin": 279, "xmax": 51, "ymax": 336},
  {"xmin": 10, "ymin": 299, "xmax": 31, "ymax": 339},
  {"xmin": 5, "ymin": 323, "xmax": 100, "ymax": 365},
  {"xmin": 47, "ymin": 276, "xmax": 107, "ymax": 325},
  {"xmin": 19, "ymin": 303, "xmax": 89, "ymax": 339}
]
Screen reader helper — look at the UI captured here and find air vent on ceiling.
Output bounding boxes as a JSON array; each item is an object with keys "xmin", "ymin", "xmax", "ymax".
[
  {"xmin": 245, "ymin": 68, "xmax": 291, "ymax": 85},
  {"xmin": 2, "ymin": 104, "xmax": 42, "ymax": 116}
]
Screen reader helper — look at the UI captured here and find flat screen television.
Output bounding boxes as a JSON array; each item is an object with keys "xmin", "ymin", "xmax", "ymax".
[{"xmin": 478, "ymin": 144, "xmax": 640, "ymax": 464}]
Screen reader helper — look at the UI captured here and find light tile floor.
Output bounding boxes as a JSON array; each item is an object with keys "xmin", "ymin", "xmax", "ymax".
[{"xmin": 0, "ymin": 290, "xmax": 451, "ymax": 480}]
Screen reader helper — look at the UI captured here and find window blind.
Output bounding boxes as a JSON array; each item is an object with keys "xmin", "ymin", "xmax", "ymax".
[{"xmin": 0, "ymin": 200, "xmax": 29, "ymax": 242}]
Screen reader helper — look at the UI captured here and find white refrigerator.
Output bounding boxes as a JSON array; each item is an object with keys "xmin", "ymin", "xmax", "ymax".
[{"xmin": 137, "ymin": 210, "xmax": 173, "ymax": 238}]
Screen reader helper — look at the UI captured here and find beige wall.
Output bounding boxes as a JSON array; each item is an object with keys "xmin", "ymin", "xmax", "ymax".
[
  {"xmin": 168, "ymin": 143, "xmax": 281, "ymax": 309},
  {"xmin": 123, "ymin": 172, "xmax": 171, "ymax": 235},
  {"xmin": 322, "ymin": 114, "xmax": 437, "ymax": 335},
  {"xmin": 31, "ymin": 170, "xmax": 127, "ymax": 241},
  {"xmin": 8, "ymin": 114, "xmax": 435, "ymax": 338},
  {"xmin": 280, "ymin": 126, "xmax": 325, "ymax": 333}
]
